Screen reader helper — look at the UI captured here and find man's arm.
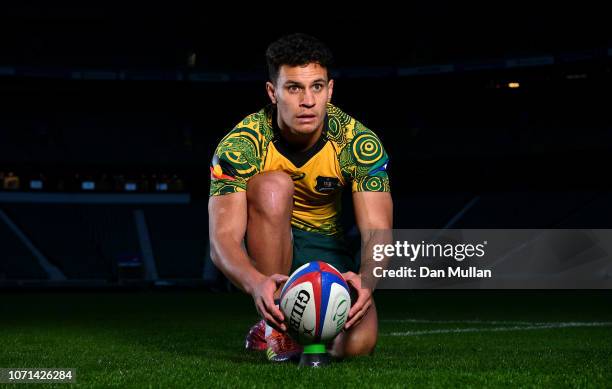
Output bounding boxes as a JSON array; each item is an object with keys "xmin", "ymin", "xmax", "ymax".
[
  {"xmin": 343, "ymin": 191, "xmax": 393, "ymax": 330},
  {"xmin": 208, "ymin": 192, "xmax": 258, "ymax": 292},
  {"xmin": 353, "ymin": 191, "xmax": 393, "ymax": 235},
  {"xmin": 208, "ymin": 192, "xmax": 287, "ymax": 330},
  {"xmin": 354, "ymin": 191, "xmax": 394, "ymax": 282}
]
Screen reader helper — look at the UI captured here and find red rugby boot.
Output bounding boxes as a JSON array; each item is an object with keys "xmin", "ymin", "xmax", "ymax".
[
  {"xmin": 244, "ymin": 319, "xmax": 267, "ymax": 351},
  {"xmin": 265, "ymin": 327, "xmax": 303, "ymax": 362}
]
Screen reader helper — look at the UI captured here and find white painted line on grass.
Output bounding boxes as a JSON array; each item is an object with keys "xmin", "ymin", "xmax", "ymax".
[
  {"xmin": 382, "ymin": 319, "xmax": 612, "ymax": 326},
  {"xmin": 382, "ymin": 319, "xmax": 541, "ymax": 325},
  {"xmin": 383, "ymin": 321, "xmax": 612, "ymax": 336}
]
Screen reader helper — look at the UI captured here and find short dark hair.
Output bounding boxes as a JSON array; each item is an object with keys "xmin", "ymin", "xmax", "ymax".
[{"xmin": 265, "ymin": 33, "xmax": 333, "ymax": 83}]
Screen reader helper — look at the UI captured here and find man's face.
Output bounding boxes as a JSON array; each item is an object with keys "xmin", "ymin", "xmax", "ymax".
[{"xmin": 266, "ymin": 63, "xmax": 334, "ymax": 136}]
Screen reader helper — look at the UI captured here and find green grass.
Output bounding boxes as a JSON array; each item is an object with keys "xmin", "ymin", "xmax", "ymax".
[{"xmin": 0, "ymin": 291, "xmax": 611, "ymax": 388}]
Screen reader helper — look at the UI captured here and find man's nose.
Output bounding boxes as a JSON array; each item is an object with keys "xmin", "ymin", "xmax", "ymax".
[{"xmin": 300, "ymin": 89, "xmax": 315, "ymax": 107}]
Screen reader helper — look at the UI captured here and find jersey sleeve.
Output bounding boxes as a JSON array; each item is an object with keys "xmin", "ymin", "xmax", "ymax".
[
  {"xmin": 345, "ymin": 123, "xmax": 391, "ymax": 193},
  {"xmin": 209, "ymin": 126, "xmax": 262, "ymax": 196}
]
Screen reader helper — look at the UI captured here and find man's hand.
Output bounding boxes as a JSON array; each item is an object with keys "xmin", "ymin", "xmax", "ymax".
[
  {"xmin": 251, "ymin": 273, "xmax": 289, "ymax": 332},
  {"xmin": 342, "ymin": 271, "xmax": 373, "ymax": 330}
]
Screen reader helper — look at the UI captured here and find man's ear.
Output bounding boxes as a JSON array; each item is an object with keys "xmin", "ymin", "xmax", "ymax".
[
  {"xmin": 266, "ymin": 81, "xmax": 277, "ymax": 104},
  {"xmin": 327, "ymin": 79, "xmax": 334, "ymax": 102}
]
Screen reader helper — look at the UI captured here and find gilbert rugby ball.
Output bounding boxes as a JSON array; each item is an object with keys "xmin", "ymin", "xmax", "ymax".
[{"xmin": 280, "ymin": 261, "xmax": 351, "ymax": 344}]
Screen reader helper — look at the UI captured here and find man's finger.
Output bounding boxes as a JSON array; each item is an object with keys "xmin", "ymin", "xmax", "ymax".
[
  {"xmin": 349, "ymin": 289, "xmax": 370, "ymax": 318},
  {"xmin": 345, "ymin": 308, "xmax": 363, "ymax": 329},
  {"xmin": 264, "ymin": 315, "xmax": 285, "ymax": 332},
  {"xmin": 263, "ymin": 296, "xmax": 284, "ymax": 321},
  {"xmin": 345, "ymin": 316, "xmax": 362, "ymax": 330},
  {"xmin": 345, "ymin": 306, "xmax": 366, "ymax": 330},
  {"xmin": 346, "ymin": 274, "xmax": 361, "ymax": 288},
  {"xmin": 271, "ymin": 274, "xmax": 289, "ymax": 284},
  {"xmin": 256, "ymin": 300, "xmax": 278, "ymax": 328},
  {"xmin": 260, "ymin": 301, "xmax": 285, "ymax": 331},
  {"xmin": 262, "ymin": 295, "xmax": 285, "ymax": 324},
  {"xmin": 349, "ymin": 296, "xmax": 365, "ymax": 319},
  {"xmin": 257, "ymin": 298, "xmax": 273, "ymax": 321},
  {"xmin": 346, "ymin": 299, "xmax": 372, "ymax": 329}
]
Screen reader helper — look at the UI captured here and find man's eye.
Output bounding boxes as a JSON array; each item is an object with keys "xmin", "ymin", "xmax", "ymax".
[
  {"xmin": 288, "ymin": 86, "xmax": 300, "ymax": 93},
  {"xmin": 313, "ymin": 84, "xmax": 323, "ymax": 91}
]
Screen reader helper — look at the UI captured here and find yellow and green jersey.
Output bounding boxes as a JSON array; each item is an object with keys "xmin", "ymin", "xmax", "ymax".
[{"xmin": 209, "ymin": 103, "xmax": 390, "ymax": 237}]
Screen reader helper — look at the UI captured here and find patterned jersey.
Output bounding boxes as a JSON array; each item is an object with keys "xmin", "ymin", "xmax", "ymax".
[{"xmin": 209, "ymin": 103, "xmax": 390, "ymax": 237}]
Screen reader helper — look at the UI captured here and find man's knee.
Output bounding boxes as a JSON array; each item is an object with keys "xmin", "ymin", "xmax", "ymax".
[
  {"xmin": 247, "ymin": 171, "xmax": 294, "ymax": 219},
  {"xmin": 342, "ymin": 330, "xmax": 377, "ymax": 357},
  {"xmin": 330, "ymin": 313, "xmax": 378, "ymax": 358},
  {"xmin": 330, "ymin": 300, "xmax": 379, "ymax": 358}
]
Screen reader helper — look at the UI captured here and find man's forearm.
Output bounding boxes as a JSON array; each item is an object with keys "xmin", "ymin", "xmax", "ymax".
[
  {"xmin": 359, "ymin": 229, "xmax": 393, "ymax": 290},
  {"xmin": 210, "ymin": 233, "xmax": 264, "ymax": 294}
]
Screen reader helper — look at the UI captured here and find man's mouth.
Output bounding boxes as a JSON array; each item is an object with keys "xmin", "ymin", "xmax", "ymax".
[{"xmin": 296, "ymin": 114, "xmax": 316, "ymax": 123}]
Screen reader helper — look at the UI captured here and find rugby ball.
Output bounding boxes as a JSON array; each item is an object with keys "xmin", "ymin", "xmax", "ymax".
[{"xmin": 280, "ymin": 261, "xmax": 351, "ymax": 345}]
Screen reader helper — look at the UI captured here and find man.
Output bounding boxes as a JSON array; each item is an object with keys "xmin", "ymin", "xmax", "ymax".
[{"xmin": 208, "ymin": 33, "xmax": 392, "ymax": 361}]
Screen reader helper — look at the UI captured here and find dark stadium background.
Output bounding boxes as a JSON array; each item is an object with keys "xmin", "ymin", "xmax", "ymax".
[
  {"xmin": 0, "ymin": 3, "xmax": 611, "ymax": 386},
  {"xmin": 0, "ymin": 3, "xmax": 610, "ymax": 286}
]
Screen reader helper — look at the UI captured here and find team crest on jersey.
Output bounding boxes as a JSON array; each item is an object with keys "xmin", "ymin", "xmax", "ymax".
[{"xmin": 315, "ymin": 176, "xmax": 340, "ymax": 193}]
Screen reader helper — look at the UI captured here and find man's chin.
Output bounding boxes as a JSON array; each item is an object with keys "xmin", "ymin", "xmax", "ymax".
[{"xmin": 291, "ymin": 123, "xmax": 320, "ymax": 135}]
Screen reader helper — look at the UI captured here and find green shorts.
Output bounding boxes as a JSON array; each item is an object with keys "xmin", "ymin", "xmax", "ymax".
[{"xmin": 290, "ymin": 227, "xmax": 358, "ymax": 274}]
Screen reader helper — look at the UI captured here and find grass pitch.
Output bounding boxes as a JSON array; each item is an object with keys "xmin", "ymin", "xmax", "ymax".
[{"xmin": 0, "ymin": 290, "xmax": 611, "ymax": 388}]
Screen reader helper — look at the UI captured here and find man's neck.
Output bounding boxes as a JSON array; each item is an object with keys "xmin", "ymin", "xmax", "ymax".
[{"xmin": 276, "ymin": 117, "xmax": 325, "ymax": 152}]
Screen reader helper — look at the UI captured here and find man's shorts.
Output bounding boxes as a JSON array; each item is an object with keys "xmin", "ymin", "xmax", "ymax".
[{"xmin": 290, "ymin": 227, "xmax": 358, "ymax": 274}]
